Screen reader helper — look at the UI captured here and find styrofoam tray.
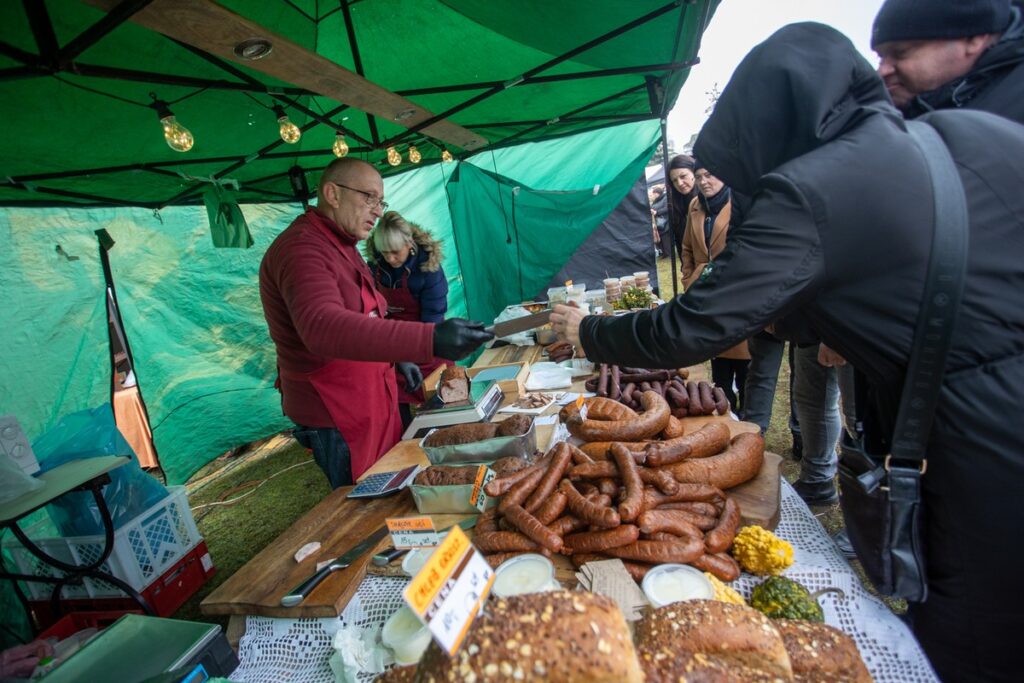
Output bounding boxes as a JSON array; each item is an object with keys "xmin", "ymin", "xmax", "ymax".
[{"xmin": 498, "ymin": 392, "xmax": 560, "ymax": 415}]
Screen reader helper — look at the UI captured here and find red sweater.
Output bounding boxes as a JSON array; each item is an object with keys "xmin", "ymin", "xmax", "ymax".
[{"xmin": 259, "ymin": 208, "xmax": 435, "ymax": 427}]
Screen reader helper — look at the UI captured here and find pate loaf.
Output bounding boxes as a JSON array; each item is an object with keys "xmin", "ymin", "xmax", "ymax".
[
  {"xmin": 494, "ymin": 414, "xmax": 534, "ymax": 438},
  {"xmin": 438, "ymin": 366, "xmax": 470, "ymax": 403},
  {"xmin": 414, "ymin": 590, "xmax": 643, "ymax": 683},
  {"xmin": 413, "ymin": 465, "xmax": 479, "ymax": 487},
  {"xmin": 422, "ymin": 423, "xmax": 499, "ymax": 447},
  {"xmin": 490, "ymin": 456, "xmax": 530, "ymax": 477},
  {"xmin": 634, "ymin": 600, "xmax": 793, "ymax": 682}
]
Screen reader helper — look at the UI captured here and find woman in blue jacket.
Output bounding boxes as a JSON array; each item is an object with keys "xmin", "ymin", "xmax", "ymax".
[{"xmin": 366, "ymin": 212, "xmax": 449, "ymax": 406}]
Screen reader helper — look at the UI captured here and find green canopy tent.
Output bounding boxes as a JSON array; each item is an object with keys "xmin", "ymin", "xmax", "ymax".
[{"xmin": 0, "ymin": 0, "xmax": 718, "ymax": 484}]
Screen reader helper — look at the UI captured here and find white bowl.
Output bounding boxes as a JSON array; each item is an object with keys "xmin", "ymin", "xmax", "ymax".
[
  {"xmin": 641, "ymin": 563, "xmax": 714, "ymax": 607},
  {"xmin": 492, "ymin": 553, "xmax": 560, "ymax": 598}
]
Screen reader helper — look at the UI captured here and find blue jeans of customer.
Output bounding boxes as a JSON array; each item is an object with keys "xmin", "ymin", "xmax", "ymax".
[
  {"xmin": 792, "ymin": 344, "xmax": 841, "ymax": 485},
  {"xmin": 742, "ymin": 334, "xmax": 799, "ymax": 436},
  {"xmin": 293, "ymin": 425, "xmax": 353, "ymax": 489}
]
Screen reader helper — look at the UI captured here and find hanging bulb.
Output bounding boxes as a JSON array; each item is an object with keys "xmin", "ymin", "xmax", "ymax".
[
  {"xmin": 332, "ymin": 132, "xmax": 350, "ymax": 158},
  {"xmin": 150, "ymin": 96, "xmax": 193, "ymax": 152},
  {"xmin": 386, "ymin": 146, "xmax": 402, "ymax": 166},
  {"xmin": 441, "ymin": 148, "xmax": 454, "ymax": 163},
  {"xmin": 408, "ymin": 145, "xmax": 422, "ymax": 164},
  {"xmin": 273, "ymin": 105, "xmax": 301, "ymax": 144}
]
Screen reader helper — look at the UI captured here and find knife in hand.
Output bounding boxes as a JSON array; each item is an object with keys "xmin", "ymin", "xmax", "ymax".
[
  {"xmin": 484, "ymin": 310, "xmax": 552, "ymax": 338},
  {"xmin": 281, "ymin": 526, "xmax": 390, "ymax": 607}
]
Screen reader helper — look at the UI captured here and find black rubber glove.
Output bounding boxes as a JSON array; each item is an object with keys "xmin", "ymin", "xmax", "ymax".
[
  {"xmin": 396, "ymin": 362, "xmax": 424, "ymax": 391},
  {"xmin": 433, "ymin": 319, "xmax": 495, "ymax": 360}
]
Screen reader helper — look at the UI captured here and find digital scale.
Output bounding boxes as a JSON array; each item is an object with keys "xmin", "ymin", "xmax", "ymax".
[{"xmin": 401, "ymin": 379, "xmax": 504, "ymax": 440}]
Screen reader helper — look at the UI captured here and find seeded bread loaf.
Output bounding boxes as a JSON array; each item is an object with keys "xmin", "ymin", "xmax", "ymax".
[
  {"xmin": 422, "ymin": 423, "xmax": 499, "ymax": 447},
  {"xmin": 634, "ymin": 600, "xmax": 793, "ymax": 682},
  {"xmin": 375, "ymin": 665, "xmax": 417, "ymax": 682},
  {"xmin": 414, "ymin": 590, "xmax": 643, "ymax": 682},
  {"xmin": 774, "ymin": 619, "xmax": 872, "ymax": 682}
]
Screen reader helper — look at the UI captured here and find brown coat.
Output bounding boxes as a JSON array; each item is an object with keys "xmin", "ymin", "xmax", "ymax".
[{"xmin": 681, "ymin": 196, "xmax": 749, "ymax": 360}]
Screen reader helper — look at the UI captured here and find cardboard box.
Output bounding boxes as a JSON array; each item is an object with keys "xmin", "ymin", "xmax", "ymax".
[{"xmin": 467, "ymin": 362, "xmax": 529, "ymax": 398}]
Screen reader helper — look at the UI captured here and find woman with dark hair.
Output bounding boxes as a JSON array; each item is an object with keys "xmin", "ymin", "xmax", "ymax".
[{"xmin": 665, "ymin": 154, "xmax": 698, "ymax": 260}]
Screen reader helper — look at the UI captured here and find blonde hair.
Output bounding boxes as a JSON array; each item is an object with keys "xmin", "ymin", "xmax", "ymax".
[{"xmin": 371, "ymin": 211, "xmax": 416, "ymax": 254}]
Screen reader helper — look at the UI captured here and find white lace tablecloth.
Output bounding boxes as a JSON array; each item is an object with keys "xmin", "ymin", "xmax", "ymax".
[{"xmin": 229, "ymin": 480, "xmax": 938, "ymax": 683}]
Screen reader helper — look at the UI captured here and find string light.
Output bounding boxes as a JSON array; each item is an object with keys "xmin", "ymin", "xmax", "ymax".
[
  {"xmin": 408, "ymin": 145, "xmax": 422, "ymax": 164},
  {"xmin": 149, "ymin": 95, "xmax": 193, "ymax": 152},
  {"xmin": 386, "ymin": 146, "xmax": 402, "ymax": 166},
  {"xmin": 441, "ymin": 148, "xmax": 454, "ymax": 163},
  {"xmin": 272, "ymin": 105, "xmax": 301, "ymax": 144},
  {"xmin": 332, "ymin": 131, "xmax": 349, "ymax": 158}
]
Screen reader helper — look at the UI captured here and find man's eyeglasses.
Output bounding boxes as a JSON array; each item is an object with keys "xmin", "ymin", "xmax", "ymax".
[{"xmin": 329, "ymin": 182, "xmax": 389, "ymax": 211}]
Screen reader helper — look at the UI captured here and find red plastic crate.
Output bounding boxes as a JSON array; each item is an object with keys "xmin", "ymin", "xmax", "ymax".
[
  {"xmin": 38, "ymin": 610, "xmax": 143, "ymax": 641},
  {"xmin": 31, "ymin": 541, "xmax": 215, "ymax": 631}
]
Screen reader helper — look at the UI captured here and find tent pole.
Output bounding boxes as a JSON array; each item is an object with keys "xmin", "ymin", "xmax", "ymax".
[{"xmin": 659, "ymin": 116, "xmax": 679, "ymax": 298}]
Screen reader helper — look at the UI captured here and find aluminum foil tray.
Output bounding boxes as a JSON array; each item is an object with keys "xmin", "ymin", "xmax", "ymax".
[{"xmin": 419, "ymin": 420, "xmax": 537, "ymax": 465}]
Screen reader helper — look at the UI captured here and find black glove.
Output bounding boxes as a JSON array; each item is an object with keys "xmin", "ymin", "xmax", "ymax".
[
  {"xmin": 433, "ymin": 319, "xmax": 495, "ymax": 361},
  {"xmin": 396, "ymin": 362, "xmax": 424, "ymax": 391}
]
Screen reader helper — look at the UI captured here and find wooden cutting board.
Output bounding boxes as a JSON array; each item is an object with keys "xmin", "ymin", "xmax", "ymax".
[{"xmin": 200, "ymin": 487, "xmax": 415, "ymax": 618}]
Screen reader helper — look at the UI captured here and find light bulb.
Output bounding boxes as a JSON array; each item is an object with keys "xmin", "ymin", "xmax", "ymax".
[
  {"xmin": 160, "ymin": 115, "xmax": 194, "ymax": 152},
  {"xmin": 408, "ymin": 145, "xmax": 422, "ymax": 163},
  {"xmin": 278, "ymin": 115, "xmax": 301, "ymax": 144},
  {"xmin": 386, "ymin": 146, "xmax": 402, "ymax": 166},
  {"xmin": 332, "ymin": 132, "xmax": 349, "ymax": 158},
  {"xmin": 441, "ymin": 149, "xmax": 454, "ymax": 163}
]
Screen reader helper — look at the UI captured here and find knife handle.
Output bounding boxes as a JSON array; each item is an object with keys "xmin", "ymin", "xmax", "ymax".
[
  {"xmin": 280, "ymin": 563, "xmax": 342, "ymax": 607},
  {"xmin": 372, "ymin": 547, "xmax": 408, "ymax": 566}
]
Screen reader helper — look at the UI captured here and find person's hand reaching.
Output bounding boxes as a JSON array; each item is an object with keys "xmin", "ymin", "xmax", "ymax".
[
  {"xmin": 1, "ymin": 641, "xmax": 54, "ymax": 678},
  {"xmin": 549, "ymin": 303, "xmax": 586, "ymax": 350},
  {"xmin": 396, "ymin": 362, "xmax": 424, "ymax": 391},
  {"xmin": 433, "ymin": 319, "xmax": 494, "ymax": 360},
  {"xmin": 817, "ymin": 343, "xmax": 847, "ymax": 367}
]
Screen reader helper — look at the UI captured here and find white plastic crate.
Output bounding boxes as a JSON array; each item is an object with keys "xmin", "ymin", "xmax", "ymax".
[{"xmin": 4, "ymin": 486, "xmax": 202, "ymax": 600}]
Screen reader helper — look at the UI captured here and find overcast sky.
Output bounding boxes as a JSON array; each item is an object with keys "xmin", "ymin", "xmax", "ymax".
[{"xmin": 666, "ymin": 0, "xmax": 886, "ymax": 146}]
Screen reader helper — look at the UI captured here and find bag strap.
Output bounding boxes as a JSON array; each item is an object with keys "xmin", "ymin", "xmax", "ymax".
[{"xmin": 889, "ymin": 120, "xmax": 970, "ymax": 464}]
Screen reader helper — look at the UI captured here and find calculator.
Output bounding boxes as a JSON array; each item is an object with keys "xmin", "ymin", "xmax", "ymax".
[{"xmin": 347, "ymin": 464, "xmax": 421, "ymax": 499}]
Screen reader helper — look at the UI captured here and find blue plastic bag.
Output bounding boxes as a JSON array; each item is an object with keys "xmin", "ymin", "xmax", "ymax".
[{"xmin": 32, "ymin": 404, "xmax": 168, "ymax": 536}]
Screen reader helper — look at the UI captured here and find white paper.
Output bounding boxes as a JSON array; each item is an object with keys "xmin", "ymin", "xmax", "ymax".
[
  {"xmin": 525, "ymin": 367, "xmax": 573, "ymax": 390},
  {"xmin": 328, "ymin": 625, "xmax": 389, "ymax": 683}
]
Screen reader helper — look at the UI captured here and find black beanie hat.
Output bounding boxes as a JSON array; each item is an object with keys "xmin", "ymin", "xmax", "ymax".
[{"xmin": 872, "ymin": 0, "xmax": 1012, "ymax": 48}]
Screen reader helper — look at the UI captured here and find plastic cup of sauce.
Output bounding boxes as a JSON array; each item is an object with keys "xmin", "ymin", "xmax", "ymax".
[
  {"xmin": 641, "ymin": 563, "xmax": 715, "ymax": 607},
  {"xmin": 382, "ymin": 605, "xmax": 432, "ymax": 664},
  {"xmin": 492, "ymin": 553, "xmax": 560, "ymax": 598}
]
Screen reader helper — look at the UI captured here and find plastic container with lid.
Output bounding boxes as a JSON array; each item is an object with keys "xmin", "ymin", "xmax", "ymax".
[
  {"xmin": 641, "ymin": 563, "xmax": 715, "ymax": 607},
  {"xmin": 382, "ymin": 606, "xmax": 432, "ymax": 664},
  {"xmin": 546, "ymin": 287, "xmax": 569, "ymax": 304},
  {"xmin": 491, "ymin": 553, "xmax": 560, "ymax": 598}
]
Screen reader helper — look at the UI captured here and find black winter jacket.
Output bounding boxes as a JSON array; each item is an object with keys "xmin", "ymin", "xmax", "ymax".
[
  {"xmin": 579, "ymin": 24, "xmax": 1024, "ymax": 680},
  {"xmin": 905, "ymin": 1, "xmax": 1024, "ymax": 124}
]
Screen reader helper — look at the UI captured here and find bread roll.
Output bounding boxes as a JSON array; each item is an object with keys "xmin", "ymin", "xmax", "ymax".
[
  {"xmin": 414, "ymin": 590, "xmax": 642, "ymax": 682},
  {"xmin": 634, "ymin": 600, "xmax": 793, "ymax": 681},
  {"xmin": 774, "ymin": 619, "xmax": 872, "ymax": 682}
]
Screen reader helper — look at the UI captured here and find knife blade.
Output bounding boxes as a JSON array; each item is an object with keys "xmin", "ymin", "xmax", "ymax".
[
  {"xmin": 281, "ymin": 526, "xmax": 390, "ymax": 607},
  {"xmin": 485, "ymin": 310, "xmax": 552, "ymax": 337},
  {"xmin": 371, "ymin": 516, "xmax": 479, "ymax": 566}
]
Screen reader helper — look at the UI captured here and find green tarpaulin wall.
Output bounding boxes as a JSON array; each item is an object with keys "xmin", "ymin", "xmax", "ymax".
[{"xmin": 0, "ymin": 120, "xmax": 659, "ymax": 484}]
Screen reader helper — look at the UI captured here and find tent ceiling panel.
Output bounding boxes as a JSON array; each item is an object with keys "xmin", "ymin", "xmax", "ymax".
[{"xmin": 0, "ymin": 0, "xmax": 718, "ymax": 206}]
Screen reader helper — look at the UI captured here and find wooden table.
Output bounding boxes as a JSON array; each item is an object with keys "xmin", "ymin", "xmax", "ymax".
[{"xmin": 206, "ymin": 354, "xmax": 778, "ymax": 623}]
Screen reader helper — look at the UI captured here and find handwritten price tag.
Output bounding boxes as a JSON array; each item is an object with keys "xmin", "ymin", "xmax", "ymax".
[
  {"xmin": 575, "ymin": 395, "xmax": 589, "ymax": 421},
  {"xmin": 386, "ymin": 516, "xmax": 439, "ymax": 549},
  {"xmin": 404, "ymin": 525, "xmax": 493, "ymax": 656},
  {"xmin": 470, "ymin": 465, "xmax": 495, "ymax": 512}
]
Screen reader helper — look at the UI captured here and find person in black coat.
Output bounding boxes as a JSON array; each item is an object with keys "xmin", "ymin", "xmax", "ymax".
[
  {"xmin": 873, "ymin": 0, "xmax": 1024, "ymax": 123},
  {"xmin": 551, "ymin": 23, "xmax": 1024, "ymax": 682}
]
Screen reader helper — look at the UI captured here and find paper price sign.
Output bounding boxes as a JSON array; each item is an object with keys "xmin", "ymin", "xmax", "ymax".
[
  {"xmin": 469, "ymin": 465, "xmax": 495, "ymax": 512},
  {"xmin": 575, "ymin": 395, "xmax": 589, "ymax": 421},
  {"xmin": 404, "ymin": 525, "xmax": 494, "ymax": 656},
  {"xmin": 386, "ymin": 516, "xmax": 439, "ymax": 549}
]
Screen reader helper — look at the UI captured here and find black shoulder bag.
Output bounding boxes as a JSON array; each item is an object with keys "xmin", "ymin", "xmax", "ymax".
[{"xmin": 837, "ymin": 120, "xmax": 969, "ymax": 602}]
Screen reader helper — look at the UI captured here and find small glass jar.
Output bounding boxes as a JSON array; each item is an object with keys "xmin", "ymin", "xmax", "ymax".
[
  {"xmin": 382, "ymin": 605, "xmax": 432, "ymax": 664},
  {"xmin": 641, "ymin": 563, "xmax": 714, "ymax": 607},
  {"xmin": 491, "ymin": 553, "xmax": 561, "ymax": 598}
]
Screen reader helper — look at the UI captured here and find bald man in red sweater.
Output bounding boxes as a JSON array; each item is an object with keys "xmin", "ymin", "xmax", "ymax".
[{"xmin": 260, "ymin": 158, "xmax": 491, "ymax": 487}]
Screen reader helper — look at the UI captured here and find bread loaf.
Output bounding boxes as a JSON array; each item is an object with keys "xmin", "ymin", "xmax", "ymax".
[
  {"xmin": 634, "ymin": 600, "xmax": 793, "ymax": 681},
  {"xmin": 422, "ymin": 423, "xmax": 498, "ymax": 447},
  {"xmin": 414, "ymin": 590, "xmax": 643, "ymax": 682},
  {"xmin": 774, "ymin": 619, "xmax": 872, "ymax": 682},
  {"xmin": 413, "ymin": 465, "xmax": 479, "ymax": 487},
  {"xmin": 495, "ymin": 414, "xmax": 534, "ymax": 437},
  {"xmin": 375, "ymin": 665, "xmax": 417, "ymax": 682},
  {"xmin": 438, "ymin": 366, "xmax": 469, "ymax": 403}
]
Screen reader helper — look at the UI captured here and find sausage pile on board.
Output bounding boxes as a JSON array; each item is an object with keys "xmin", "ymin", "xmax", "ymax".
[
  {"xmin": 477, "ymin": 391, "xmax": 765, "ymax": 581},
  {"xmin": 583, "ymin": 365, "xmax": 730, "ymax": 417}
]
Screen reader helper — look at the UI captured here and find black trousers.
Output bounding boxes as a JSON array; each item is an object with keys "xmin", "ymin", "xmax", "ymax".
[{"xmin": 711, "ymin": 357, "xmax": 749, "ymax": 414}]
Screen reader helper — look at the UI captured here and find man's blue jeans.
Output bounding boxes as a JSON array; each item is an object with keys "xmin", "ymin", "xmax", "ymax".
[{"xmin": 293, "ymin": 425, "xmax": 353, "ymax": 489}]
